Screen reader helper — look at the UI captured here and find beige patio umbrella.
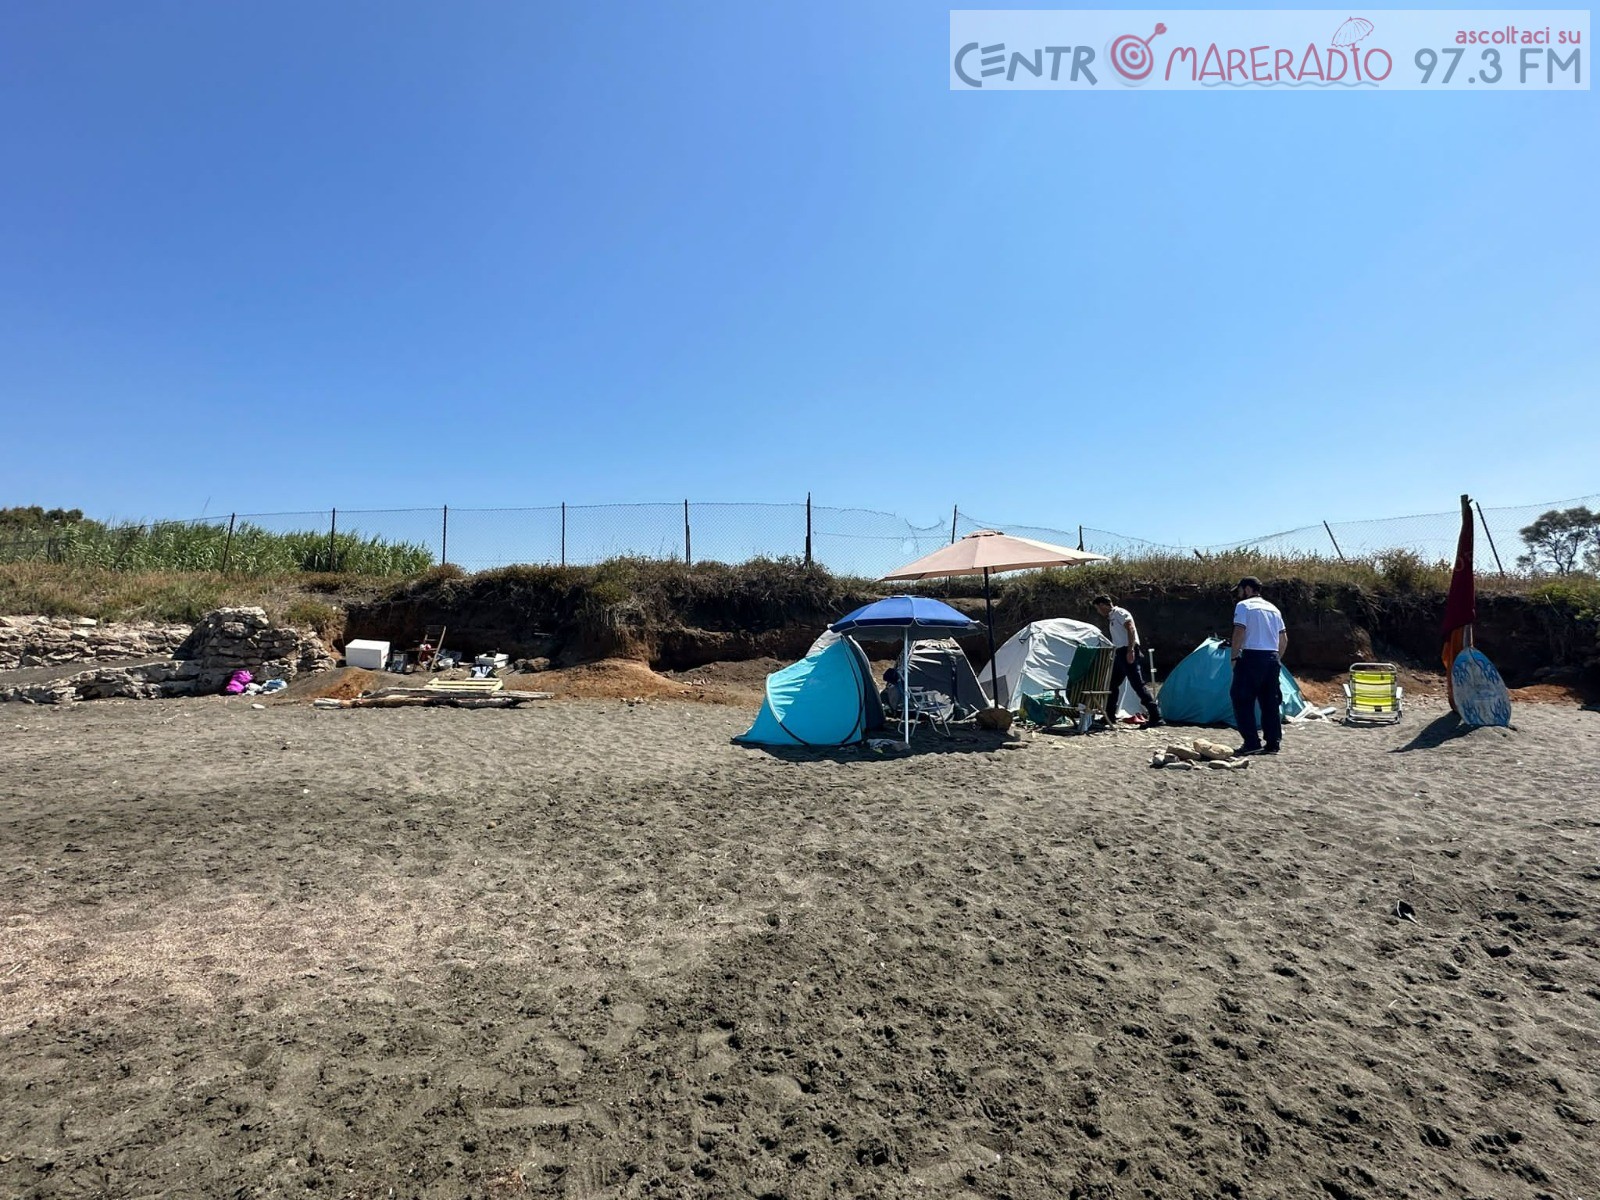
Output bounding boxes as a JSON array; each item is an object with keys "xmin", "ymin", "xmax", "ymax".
[{"xmin": 882, "ymin": 529, "xmax": 1109, "ymax": 704}]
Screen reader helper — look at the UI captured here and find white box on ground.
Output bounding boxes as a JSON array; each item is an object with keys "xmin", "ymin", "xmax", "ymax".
[
  {"xmin": 475, "ymin": 653, "xmax": 509, "ymax": 669},
  {"xmin": 345, "ymin": 639, "xmax": 390, "ymax": 670}
]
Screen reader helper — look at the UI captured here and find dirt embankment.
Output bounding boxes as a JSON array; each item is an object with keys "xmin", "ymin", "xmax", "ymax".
[
  {"xmin": 342, "ymin": 569, "xmax": 1599, "ymax": 692},
  {"xmin": 343, "ymin": 562, "xmax": 877, "ymax": 674}
]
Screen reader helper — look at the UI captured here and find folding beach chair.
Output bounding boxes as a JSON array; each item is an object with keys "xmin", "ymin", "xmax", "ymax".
[
  {"xmin": 907, "ymin": 687, "xmax": 957, "ymax": 738},
  {"xmin": 1032, "ymin": 645, "xmax": 1117, "ymax": 733},
  {"xmin": 1344, "ymin": 662, "xmax": 1403, "ymax": 723},
  {"xmin": 1076, "ymin": 645, "xmax": 1117, "ymax": 723}
]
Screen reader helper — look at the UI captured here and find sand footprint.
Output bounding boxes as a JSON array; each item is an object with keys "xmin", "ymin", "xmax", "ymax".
[
  {"xmin": 559, "ymin": 1156, "xmax": 615, "ymax": 1200},
  {"xmin": 539, "ymin": 1032, "xmax": 586, "ymax": 1081},
  {"xmin": 591, "ymin": 1000, "xmax": 647, "ymax": 1058},
  {"xmin": 909, "ymin": 1139, "xmax": 1003, "ymax": 1188},
  {"xmin": 693, "ymin": 1027, "xmax": 738, "ymax": 1079}
]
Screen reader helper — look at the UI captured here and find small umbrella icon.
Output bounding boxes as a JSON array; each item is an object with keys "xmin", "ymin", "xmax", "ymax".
[
  {"xmin": 1330, "ymin": 16, "xmax": 1375, "ymax": 80},
  {"xmin": 1331, "ymin": 15, "xmax": 1374, "ymax": 47}
]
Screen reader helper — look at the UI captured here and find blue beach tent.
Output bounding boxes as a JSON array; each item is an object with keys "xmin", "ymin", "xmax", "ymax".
[
  {"xmin": 735, "ymin": 633, "xmax": 884, "ymax": 747},
  {"xmin": 1159, "ymin": 637, "xmax": 1309, "ymax": 727}
]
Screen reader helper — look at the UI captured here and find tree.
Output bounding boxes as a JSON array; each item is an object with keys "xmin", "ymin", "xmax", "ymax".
[
  {"xmin": 1516, "ymin": 506, "xmax": 1600, "ymax": 575},
  {"xmin": 0, "ymin": 506, "xmax": 84, "ymax": 529}
]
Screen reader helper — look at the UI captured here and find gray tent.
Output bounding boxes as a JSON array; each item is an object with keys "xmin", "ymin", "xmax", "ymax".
[{"xmin": 898, "ymin": 638, "xmax": 987, "ymax": 716}]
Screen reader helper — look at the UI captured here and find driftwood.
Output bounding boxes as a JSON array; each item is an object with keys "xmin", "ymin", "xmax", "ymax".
[{"xmin": 313, "ymin": 687, "xmax": 553, "ymax": 710}]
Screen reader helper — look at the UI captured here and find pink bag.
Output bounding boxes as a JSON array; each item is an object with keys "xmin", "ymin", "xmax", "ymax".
[{"xmin": 224, "ymin": 670, "xmax": 253, "ymax": 695}]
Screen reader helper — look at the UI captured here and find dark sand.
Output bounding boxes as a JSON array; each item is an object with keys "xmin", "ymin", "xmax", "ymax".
[{"xmin": 1, "ymin": 694, "xmax": 1597, "ymax": 1198}]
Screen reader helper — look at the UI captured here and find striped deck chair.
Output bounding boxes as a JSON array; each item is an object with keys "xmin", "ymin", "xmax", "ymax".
[
  {"xmin": 1344, "ymin": 662, "xmax": 1404, "ymax": 723},
  {"xmin": 1028, "ymin": 645, "xmax": 1117, "ymax": 733}
]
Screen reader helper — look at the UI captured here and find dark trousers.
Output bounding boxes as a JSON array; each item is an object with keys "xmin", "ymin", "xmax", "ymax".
[
  {"xmin": 1108, "ymin": 644, "xmax": 1160, "ymax": 718},
  {"xmin": 1231, "ymin": 649, "xmax": 1282, "ymax": 749}
]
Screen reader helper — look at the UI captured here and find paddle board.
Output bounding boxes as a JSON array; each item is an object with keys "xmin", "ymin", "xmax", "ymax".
[{"xmin": 1451, "ymin": 647, "xmax": 1512, "ymax": 728}]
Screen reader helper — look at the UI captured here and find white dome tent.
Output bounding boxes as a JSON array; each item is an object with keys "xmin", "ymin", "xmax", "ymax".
[{"xmin": 978, "ymin": 617, "xmax": 1146, "ymax": 719}]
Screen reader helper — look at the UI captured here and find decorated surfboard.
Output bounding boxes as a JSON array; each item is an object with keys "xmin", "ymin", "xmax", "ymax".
[{"xmin": 1451, "ymin": 647, "xmax": 1512, "ymax": 728}]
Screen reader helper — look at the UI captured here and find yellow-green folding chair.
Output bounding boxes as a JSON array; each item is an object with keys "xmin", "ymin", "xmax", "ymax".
[{"xmin": 1344, "ymin": 662, "xmax": 1403, "ymax": 723}]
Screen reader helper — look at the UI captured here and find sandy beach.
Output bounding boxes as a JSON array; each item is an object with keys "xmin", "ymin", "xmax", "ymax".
[{"xmin": 2, "ymin": 693, "xmax": 1597, "ymax": 1199}]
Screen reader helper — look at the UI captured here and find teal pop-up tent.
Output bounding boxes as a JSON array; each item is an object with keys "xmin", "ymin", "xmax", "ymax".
[
  {"xmin": 1159, "ymin": 637, "xmax": 1309, "ymax": 727},
  {"xmin": 734, "ymin": 634, "xmax": 883, "ymax": 747}
]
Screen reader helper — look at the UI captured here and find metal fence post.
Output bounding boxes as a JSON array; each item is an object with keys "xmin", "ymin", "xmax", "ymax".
[
  {"xmin": 805, "ymin": 493, "xmax": 813, "ymax": 565},
  {"xmin": 1322, "ymin": 520, "xmax": 1347, "ymax": 562},
  {"xmin": 328, "ymin": 509, "xmax": 337, "ymax": 572},
  {"xmin": 221, "ymin": 513, "xmax": 236, "ymax": 573},
  {"xmin": 560, "ymin": 502, "xmax": 567, "ymax": 567},
  {"xmin": 684, "ymin": 499, "xmax": 692, "ymax": 565},
  {"xmin": 1475, "ymin": 500, "xmax": 1506, "ymax": 576},
  {"xmin": 114, "ymin": 524, "xmax": 144, "ymax": 569},
  {"xmin": 441, "ymin": 505, "xmax": 448, "ymax": 565},
  {"xmin": 1078, "ymin": 524, "xmax": 1084, "ymax": 551},
  {"xmin": 950, "ymin": 505, "xmax": 958, "ymax": 544}
]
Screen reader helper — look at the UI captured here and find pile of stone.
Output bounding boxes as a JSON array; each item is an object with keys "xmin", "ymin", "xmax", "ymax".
[
  {"xmin": 171, "ymin": 607, "xmax": 336, "ymax": 690},
  {"xmin": 3, "ymin": 607, "xmax": 335, "ymax": 704},
  {"xmin": 1149, "ymin": 738, "xmax": 1251, "ymax": 770},
  {"xmin": 0, "ymin": 615, "xmax": 192, "ymax": 670},
  {"xmin": 16, "ymin": 660, "xmax": 207, "ymax": 704}
]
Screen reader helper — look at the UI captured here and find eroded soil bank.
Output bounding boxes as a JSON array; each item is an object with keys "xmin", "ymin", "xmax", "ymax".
[{"xmin": 345, "ymin": 569, "xmax": 1598, "ymax": 689}]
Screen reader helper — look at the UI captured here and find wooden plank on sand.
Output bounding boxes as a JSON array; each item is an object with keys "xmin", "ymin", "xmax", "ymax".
[{"xmin": 424, "ymin": 678, "xmax": 505, "ymax": 694}]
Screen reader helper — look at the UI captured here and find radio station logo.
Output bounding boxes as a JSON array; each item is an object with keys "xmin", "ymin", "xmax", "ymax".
[{"xmin": 951, "ymin": 10, "xmax": 1586, "ymax": 91}]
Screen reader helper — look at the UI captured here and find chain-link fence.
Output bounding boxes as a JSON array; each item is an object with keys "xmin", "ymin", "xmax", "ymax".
[
  {"xmin": 1, "ymin": 492, "xmax": 1596, "ymax": 578},
  {"xmin": 956, "ymin": 492, "xmax": 1600, "ymax": 575}
]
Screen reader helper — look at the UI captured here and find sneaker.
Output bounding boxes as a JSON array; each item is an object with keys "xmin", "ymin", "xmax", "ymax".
[
  {"xmin": 1260, "ymin": 744, "xmax": 1280, "ymax": 755},
  {"xmin": 1236, "ymin": 745, "xmax": 1262, "ymax": 757}
]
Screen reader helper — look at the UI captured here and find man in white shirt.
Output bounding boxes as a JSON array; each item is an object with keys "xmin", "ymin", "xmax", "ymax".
[
  {"xmin": 1229, "ymin": 576, "xmax": 1288, "ymax": 754},
  {"xmin": 1093, "ymin": 594, "xmax": 1162, "ymax": 726}
]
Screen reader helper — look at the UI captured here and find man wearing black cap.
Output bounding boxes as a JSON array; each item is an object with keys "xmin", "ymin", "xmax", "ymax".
[{"xmin": 1230, "ymin": 577, "xmax": 1287, "ymax": 755}]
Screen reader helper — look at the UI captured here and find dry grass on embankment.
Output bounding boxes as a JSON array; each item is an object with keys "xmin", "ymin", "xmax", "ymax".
[
  {"xmin": 0, "ymin": 551, "xmax": 1546, "ymax": 627},
  {"xmin": 0, "ymin": 562, "xmax": 390, "ymax": 639}
]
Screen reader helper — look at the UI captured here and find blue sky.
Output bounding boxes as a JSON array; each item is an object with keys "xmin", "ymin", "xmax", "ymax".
[{"xmin": 1, "ymin": 1, "xmax": 1595, "ymax": 546}]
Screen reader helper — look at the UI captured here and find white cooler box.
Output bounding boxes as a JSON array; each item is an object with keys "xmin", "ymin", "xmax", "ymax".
[{"xmin": 345, "ymin": 639, "xmax": 391, "ymax": 670}]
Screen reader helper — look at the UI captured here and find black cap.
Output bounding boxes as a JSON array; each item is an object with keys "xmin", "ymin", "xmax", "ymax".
[{"xmin": 1234, "ymin": 576, "xmax": 1262, "ymax": 595}]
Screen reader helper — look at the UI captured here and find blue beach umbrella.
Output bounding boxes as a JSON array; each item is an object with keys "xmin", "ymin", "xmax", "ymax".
[{"xmin": 831, "ymin": 596, "xmax": 983, "ymax": 743}]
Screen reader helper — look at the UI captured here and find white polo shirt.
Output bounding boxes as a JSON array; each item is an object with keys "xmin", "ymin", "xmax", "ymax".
[
  {"xmin": 1233, "ymin": 596, "xmax": 1285, "ymax": 651},
  {"xmin": 1105, "ymin": 605, "xmax": 1136, "ymax": 648}
]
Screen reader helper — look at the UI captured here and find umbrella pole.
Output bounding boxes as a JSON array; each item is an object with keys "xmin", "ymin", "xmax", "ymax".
[
  {"xmin": 983, "ymin": 567, "xmax": 1000, "ymax": 707},
  {"xmin": 903, "ymin": 629, "xmax": 911, "ymax": 745}
]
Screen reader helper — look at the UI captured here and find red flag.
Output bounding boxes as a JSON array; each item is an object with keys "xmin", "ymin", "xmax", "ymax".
[
  {"xmin": 1441, "ymin": 495, "xmax": 1474, "ymax": 707},
  {"xmin": 1441, "ymin": 495, "xmax": 1476, "ymax": 637}
]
